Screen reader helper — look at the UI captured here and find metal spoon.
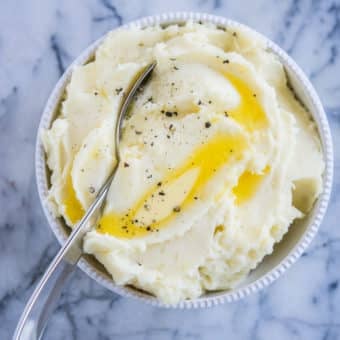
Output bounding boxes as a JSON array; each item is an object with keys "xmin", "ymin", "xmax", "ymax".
[{"xmin": 13, "ymin": 62, "xmax": 157, "ymax": 340}]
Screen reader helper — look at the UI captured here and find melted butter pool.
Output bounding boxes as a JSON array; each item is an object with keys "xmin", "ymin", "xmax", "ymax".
[
  {"xmin": 63, "ymin": 173, "xmax": 85, "ymax": 224},
  {"xmin": 226, "ymin": 73, "xmax": 268, "ymax": 132},
  {"xmin": 98, "ymin": 133, "xmax": 247, "ymax": 238},
  {"xmin": 62, "ymin": 73, "xmax": 270, "ymax": 236},
  {"xmin": 233, "ymin": 166, "xmax": 270, "ymax": 205}
]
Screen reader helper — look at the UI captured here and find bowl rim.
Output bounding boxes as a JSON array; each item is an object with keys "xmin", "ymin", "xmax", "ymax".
[{"xmin": 35, "ymin": 11, "xmax": 334, "ymax": 309}]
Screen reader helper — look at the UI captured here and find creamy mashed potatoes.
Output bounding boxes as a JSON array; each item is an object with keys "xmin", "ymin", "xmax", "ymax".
[{"xmin": 43, "ymin": 23, "xmax": 324, "ymax": 304}]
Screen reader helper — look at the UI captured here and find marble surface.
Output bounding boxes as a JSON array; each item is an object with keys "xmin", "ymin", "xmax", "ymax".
[{"xmin": 1, "ymin": 0, "xmax": 340, "ymax": 339}]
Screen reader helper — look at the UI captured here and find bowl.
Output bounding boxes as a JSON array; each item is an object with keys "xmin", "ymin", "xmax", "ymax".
[{"xmin": 35, "ymin": 12, "xmax": 333, "ymax": 308}]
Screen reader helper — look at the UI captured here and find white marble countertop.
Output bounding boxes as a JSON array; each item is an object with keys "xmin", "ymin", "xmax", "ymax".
[{"xmin": 1, "ymin": 0, "xmax": 340, "ymax": 339}]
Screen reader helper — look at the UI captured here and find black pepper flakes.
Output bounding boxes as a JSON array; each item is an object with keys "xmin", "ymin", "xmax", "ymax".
[
  {"xmin": 158, "ymin": 190, "xmax": 165, "ymax": 196},
  {"xmin": 115, "ymin": 87, "xmax": 123, "ymax": 95},
  {"xmin": 173, "ymin": 206, "xmax": 181, "ymax": 213},
  {"xmin": 205, "ymin": 121, "xmax": 212, "ymax": 128},
  {"xmin": 173, "ymin": 66, "xmax": 179, "ymax": 70},
  {"xmin": 135, "ymin": 130, "xmax": 142, "ymax": 135},
  {"xmin": 194, "ymin": 196, "xmax": 198, "ymax": 200},
  {"xmin": 94, "ymin": 91, "xmax": 98, "ymax": 96},
  {"xmin": 124, "ymin": 162, "xmax": 130, "ymax": 168},
  {"xmin": 253, "ymin": 94, "xmax": 257, "ymax": 97},
  {"xmin": 146, "ymin": 226, "xmax": 151, "ymax": 231},
  {"xmin": 223, "ymin": 59, "xmax": 229, "ymax": 64},
  {"xmin": 208, "ymin": 100, "xmax": 212, "ymax": 104},
  {"xmin": 224, "ymin": 111, "xmax": 229, "ymax": 117},
  {"xmin": 157, "ymin": 182, "xmax": 162, "ymax": 186},
  {"xmin": 232, "ymin": 32, "xmax": 237, "ymax": 37},
  {"xmin": 88, "ymin": 186, "xmax": 95, "ymax": 194}
]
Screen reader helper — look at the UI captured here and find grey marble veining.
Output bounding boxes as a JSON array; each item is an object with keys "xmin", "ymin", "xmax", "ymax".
[{"xmin": 1, "ymin": 0, "xmax": 340, "ymax": 339}]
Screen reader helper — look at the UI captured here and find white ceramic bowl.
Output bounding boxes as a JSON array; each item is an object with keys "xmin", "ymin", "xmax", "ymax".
[{"xmin": 35, "ymin": 12, "xmax": 333, "ymax": 308}]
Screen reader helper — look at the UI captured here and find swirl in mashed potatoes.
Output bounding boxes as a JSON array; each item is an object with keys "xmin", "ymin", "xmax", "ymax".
[{"xmin": 43, "ymin": 22, "xmax": 324, "ymax": 304}]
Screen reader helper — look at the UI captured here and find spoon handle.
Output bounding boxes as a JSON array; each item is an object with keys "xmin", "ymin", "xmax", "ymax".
[
  {"xmin": 13, "ymin": 254, "xmax": 75, "ymax": 340},
  {"xmin": 13, "ymin": 177, "xmax": 113, "ymax": 340}
]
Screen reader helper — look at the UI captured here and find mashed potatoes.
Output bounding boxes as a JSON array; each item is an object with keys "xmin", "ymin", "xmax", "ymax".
[{"xmin": 42, "ymin": 22, "xmax": 324, "ymax": 304}]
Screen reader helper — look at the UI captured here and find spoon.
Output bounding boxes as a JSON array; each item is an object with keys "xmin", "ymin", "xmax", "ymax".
[{"xmin": 13, "ymin": 62, "xmax": 157, "ymax": 340}]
